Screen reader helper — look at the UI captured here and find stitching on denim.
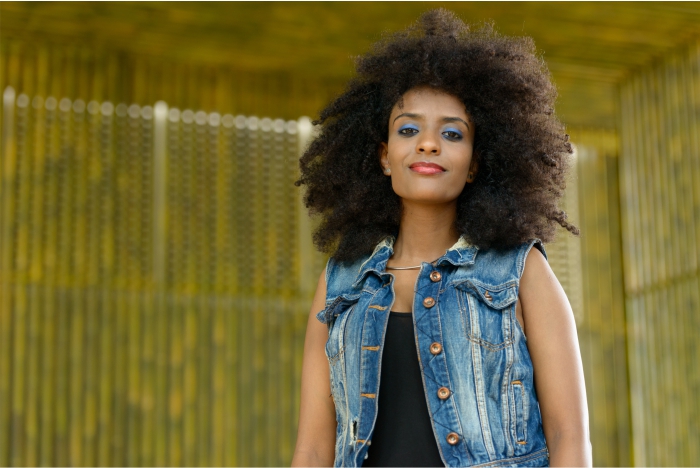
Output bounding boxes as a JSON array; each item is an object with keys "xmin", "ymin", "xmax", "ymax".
[
  {"xmin": 501, "ymin": 328, "xmax": 516, "ymax": 457},
  {"xmin": 470, "ymin": 336, "xmax": 497, "ymax": 458},
  {"xmin": 411, "ymin": 292, "xmax": 461, "ymax": 465},
  {"xmin": 357, "ymin": 287, "xmax": 384, "ymax": 446},
  {"xmin": 327, "ymin": 346, "xmax": 345, "ymax": 364},
  {"xmin": 457, "ymin": 290, "xmax": 513, "ymax": 351},
  {"xmin": 470, "ymin": 447, "xmax": 549, "ymax": 467},
  {"xmin": 432, "ymin": 294, "xmax": 470, "ymax": 463},
  {"xmin": 511, "ymin": 382, "xmax": 526, "ymax": 445},
  {"xmin": 511, "ymin": 381, "xmax": 528, "ymax": 444}
]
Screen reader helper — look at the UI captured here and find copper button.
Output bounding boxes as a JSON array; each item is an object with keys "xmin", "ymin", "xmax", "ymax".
[
  {"xmin": 429, "ymin": 271, "xmax": 441, "ymax": 282},
  {"xmin": 437, "ymin": 387, "xmax": 450, "ymax": 399},
  {"xmin": 446, "ymin": 432, "xmax": 460, "ymax": 445},
  {"xmin": 423, "ymin": 297, "xmax": 436, "ymax": 308},
  {"xmin": 484, "ymin": 290, "xmax": 493, "ymax": 301},
  {"xmin": 430, "ymin": 342, "xmax": 443, "ymax": 355}
]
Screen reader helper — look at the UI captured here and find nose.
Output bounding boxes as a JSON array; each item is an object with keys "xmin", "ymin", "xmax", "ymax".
[{"xmin": 416, "ymin": 130, "xmax": 440, "ymax": 154}]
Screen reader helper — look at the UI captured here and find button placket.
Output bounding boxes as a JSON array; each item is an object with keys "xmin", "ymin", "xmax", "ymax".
[{"xmin": 415, "ymin": 266, "xmax": 463, "ymax": 459}]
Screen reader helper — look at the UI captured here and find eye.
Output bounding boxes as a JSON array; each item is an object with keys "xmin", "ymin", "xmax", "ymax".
[
  {"xmin": 398, "ymin": 124, "xmax": 419, "ymax": 136},
  {"xmin": 442, "ymin": 129, "xmax": 463, "ymax": 141}
]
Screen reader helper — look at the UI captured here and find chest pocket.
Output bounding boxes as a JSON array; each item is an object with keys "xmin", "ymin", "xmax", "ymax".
[
  {"xmin": 322, "ymin": 295, "xmax": 359, "ymax": 363},
  {"xmin": 455, "ymin": 278, "xmax": 518, "ymax": 351}
]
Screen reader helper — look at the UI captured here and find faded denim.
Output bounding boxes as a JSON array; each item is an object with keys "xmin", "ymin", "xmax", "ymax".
[{"xmin": 317, "ymin": 236, "xmax": 549, "ymax": 467}]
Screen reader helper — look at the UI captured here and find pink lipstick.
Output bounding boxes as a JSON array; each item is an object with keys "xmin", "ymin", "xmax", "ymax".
[{"xmin": 409, "ymin": 161, "xmax": 445, "ymax": 174}]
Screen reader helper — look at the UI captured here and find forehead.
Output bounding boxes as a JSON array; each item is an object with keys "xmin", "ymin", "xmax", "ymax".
[{"xmin": 392, "ymin": 87, "xmax": 468, "ymax": 118}]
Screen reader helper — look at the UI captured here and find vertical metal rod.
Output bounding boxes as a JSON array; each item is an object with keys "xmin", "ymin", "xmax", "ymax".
[
  {"xmin": 295, "ymin": 116, "xmax": 314, "ymax": 300},
  {"xmin": 1, "ymin": 87, "xmax": 16, "ymax": 154},
  {"xmin": 0, "ymin": 86, "xmax": 16, "ymax": 467},
  {"xmin": 153, "ymin": 101, "xmax": 168, "ymax": 288},
  {"xmin": 151, "ymin": 101, "xmax": 168, "ymax": 466},
  {"xmin": 1, "ymin": 86, "xmax": 16, "ymax": 257}
]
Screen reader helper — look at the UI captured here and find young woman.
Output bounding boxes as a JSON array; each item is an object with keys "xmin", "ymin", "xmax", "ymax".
[{"xmin": 292, "ymin": 10, "xmax": 591, "ymax": 467}]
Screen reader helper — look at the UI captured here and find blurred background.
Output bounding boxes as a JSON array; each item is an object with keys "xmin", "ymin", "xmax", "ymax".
[{"xmin": 0, "ymin": 2, "xmax": 698, "ymax": 466}]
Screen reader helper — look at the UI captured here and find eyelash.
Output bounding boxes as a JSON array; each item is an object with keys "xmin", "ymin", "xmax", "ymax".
[
  {"xmin": 443, "ymin": 130, "xmax": 462, "ymax": 141},
  {"xmin": 398, "ymin": 127, "xmax": 419, "ymax": 136},
  {"xmin": 398, "ymin": 127, "xmax": 463, "ymax": 141}
]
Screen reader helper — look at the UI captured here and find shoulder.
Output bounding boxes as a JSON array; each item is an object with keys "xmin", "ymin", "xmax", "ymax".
[
  {"xmin": 518, "ymin": 239, "xmax": 547, "ymax": 278},
  {"xmin": 515, "ymin": 239, "xmax": 565, "ymax": 312},
  {"xmin": 471, "ymin": 239, "xmax": 547, "ymax": 282},
  {"xmin": 324, "ymin": 254, "xmax": 371, "ymax": 301}
]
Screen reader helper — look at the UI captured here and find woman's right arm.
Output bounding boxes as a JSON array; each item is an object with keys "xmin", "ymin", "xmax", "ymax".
[{"xmin": 291, "ymin": 268, "xmax": 337, "ymax": 467}]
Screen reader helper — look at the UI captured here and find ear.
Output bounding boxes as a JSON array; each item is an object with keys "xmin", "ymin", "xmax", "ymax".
[
  {"xmin": 378, "ymin": 142, "xmax": 390, "ymax": 171},
  {"xmin": 467, "ymin": 155, "xmax": 479, "ymax": 183},
  {"xmin": 470, "ymin": 157, "xmax": 479, "ymax": 174}
]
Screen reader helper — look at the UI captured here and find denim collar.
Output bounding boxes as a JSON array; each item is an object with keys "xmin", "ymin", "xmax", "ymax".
[{"xmin": 352, "ymin": 235, "xmax": 478, "ymax": 289}]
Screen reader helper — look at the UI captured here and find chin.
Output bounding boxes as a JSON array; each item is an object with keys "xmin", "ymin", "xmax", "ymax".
[{"xmin": 394, "ymin": 189, "xmax": 460, "ymax": 205}]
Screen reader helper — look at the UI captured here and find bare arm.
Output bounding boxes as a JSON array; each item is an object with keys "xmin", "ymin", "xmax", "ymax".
[
  {"xmin": 291, "ymin": 269, "xmax": 337, "ymax": 467},
  {"xmin": 518, "ymin": 247, "xmax": 592, "ymax": 467}
]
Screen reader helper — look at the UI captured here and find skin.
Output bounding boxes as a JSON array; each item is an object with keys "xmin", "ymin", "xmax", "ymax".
[{"xmin": 292, "ymin": 87, "xmax": 591, "ymax": 467}]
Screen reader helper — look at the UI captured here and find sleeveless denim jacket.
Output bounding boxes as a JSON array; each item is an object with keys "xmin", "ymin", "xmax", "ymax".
[{"xmin": 316, "ymin": 236, "xmax": 550, "ymax": 467}]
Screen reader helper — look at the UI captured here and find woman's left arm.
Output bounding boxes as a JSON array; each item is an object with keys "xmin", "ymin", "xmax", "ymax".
[{"xmin": 518, "ymin": 246, "xmax": 592, "ymax": 467}]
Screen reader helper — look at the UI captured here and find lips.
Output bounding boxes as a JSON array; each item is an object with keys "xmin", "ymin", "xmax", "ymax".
[{"xmin": 409, "ymin": 161, "xmax": 445, "ymax": 174}]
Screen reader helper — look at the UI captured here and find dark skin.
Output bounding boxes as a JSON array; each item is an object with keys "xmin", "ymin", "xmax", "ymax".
[{"xmin": 292, "ymin": 88, "xmax": 591, "ymax": 467}]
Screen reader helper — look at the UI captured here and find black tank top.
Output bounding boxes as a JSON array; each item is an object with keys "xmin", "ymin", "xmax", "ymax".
[{"xmin": 363, "ymin": 312, "xmax": 445, "ymax": 467}]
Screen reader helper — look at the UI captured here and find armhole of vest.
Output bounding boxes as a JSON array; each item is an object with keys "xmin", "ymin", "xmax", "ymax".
[
  {"xmin": 517, "ymin": 239, "xmax": 547, "ymax": 281},
  {"xmin": 324, "ymin": 256, "xmax": 335, "ymax": 304},
  {"xmin": 532, "ymin": 239, "xmax": 547, "ymax": 261},
  {"xmin": 311, "ymin": 257, "xmax": 333, "ymax": 325}
]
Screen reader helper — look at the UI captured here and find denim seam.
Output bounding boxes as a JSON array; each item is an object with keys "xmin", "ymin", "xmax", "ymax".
[
  {"xmin": 434, "ymin": 291, "xmax": 470, "ymax": 465},
  {"xmin": 468, "ymin": 293, "xmax": 497, "ymax": 459},
  {"xmin": 356, "ymin": 287, "xmax": 385, "ymax": 461},
  {"xmin": 412, "ymin": 273, "xmax": 451, "ymax": 465},
  {"xmin": 471, "ymin": 447, "xmax": 549, "ymax": 467},
  {"xmin": 327, "ymin": 345, "xmax": 345, "ymax": 364},
  {"xmin": 502, "ymin": 329, "xmax": 516, "ymax": 457},
  {"xmin": 511, "ymin": 381, "xmax": 528, "ymax": 444},
  {"xmin": 457, "ymin": 290, "xmax": 514, "ymax": 351},
  {"xmin": 454, "ymin": 280, "xmax": 518, "ymax": 310}
]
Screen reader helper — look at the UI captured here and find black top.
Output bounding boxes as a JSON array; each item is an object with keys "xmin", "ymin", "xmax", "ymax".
[{"xmin": 363, "ymin": 312, "xmax": 445, "ymax": 467}]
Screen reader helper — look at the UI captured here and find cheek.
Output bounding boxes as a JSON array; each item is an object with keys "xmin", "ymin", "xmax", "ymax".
[{"xmin": 386, "ymin": 137, "xmax": 409, "ymax": 159}]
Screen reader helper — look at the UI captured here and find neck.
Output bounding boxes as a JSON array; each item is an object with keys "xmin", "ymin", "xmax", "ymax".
[{"xmin": 389, "ymin": 200, "xmax": 460, "ymax": 266}]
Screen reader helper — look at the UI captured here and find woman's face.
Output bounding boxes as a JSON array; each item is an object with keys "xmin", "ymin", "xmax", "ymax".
[{"xmin": 379, "ymin": 87, "xmax": 477, "ymax": 205}]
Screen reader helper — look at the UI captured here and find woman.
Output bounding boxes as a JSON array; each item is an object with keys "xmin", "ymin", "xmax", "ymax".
[{"xmin": 292, "ymin": 10, "xmax": 591, "ymax": 467}]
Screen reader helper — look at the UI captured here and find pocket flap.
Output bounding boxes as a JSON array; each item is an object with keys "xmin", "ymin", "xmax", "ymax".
[{"xmin": 455, "ymin": 279, "xmax": 517, "ymax": 310}]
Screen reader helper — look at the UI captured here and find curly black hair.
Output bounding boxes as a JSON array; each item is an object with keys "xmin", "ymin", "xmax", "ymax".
[{"xmin": 295, "ymin": 9, "xmax": 579, "ymax": 262}]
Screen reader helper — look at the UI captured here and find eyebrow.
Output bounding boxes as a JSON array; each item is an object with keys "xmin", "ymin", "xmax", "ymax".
[{"xmin": 393, "ymin": 112, "xmax": 470, "ymax": 130}]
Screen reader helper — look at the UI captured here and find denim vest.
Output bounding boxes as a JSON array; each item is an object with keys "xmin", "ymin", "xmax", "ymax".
[{"xmin": 316, "ymin": 236, "xmax": 550, "ymax": 467}]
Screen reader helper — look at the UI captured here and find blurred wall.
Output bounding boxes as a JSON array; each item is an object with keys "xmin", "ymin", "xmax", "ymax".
[
  {"xmin": 570, "ymin": 129, "xmax": 631, "ymax": 466},
  {"xmin": 618, "ymin": 39, "xmax": 700, "ymax": 466},
  {"xmin": 0, "ymin": 37, "xmax": 340, "ymax": 121},
  {"xmin": 0, "ymin": 93, "xmax": 327, "ymax": 466}
]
